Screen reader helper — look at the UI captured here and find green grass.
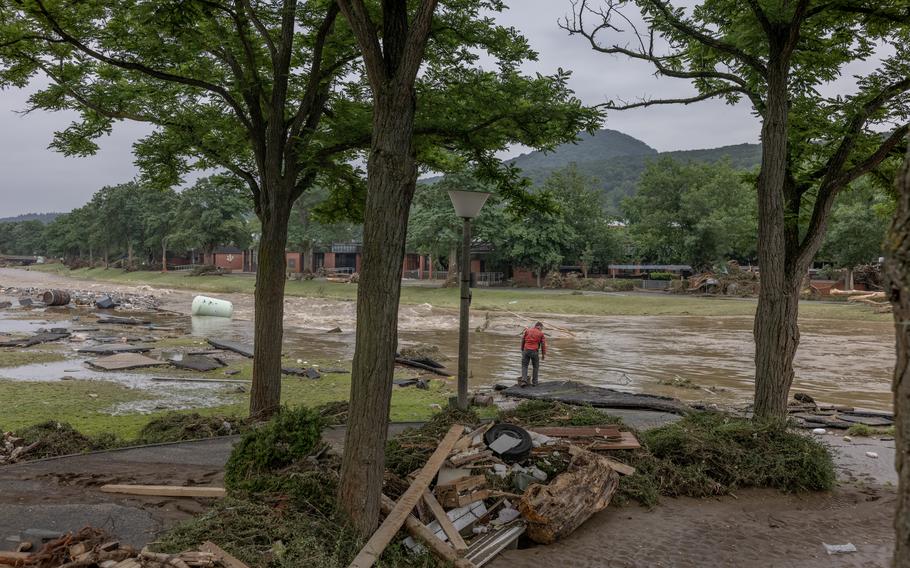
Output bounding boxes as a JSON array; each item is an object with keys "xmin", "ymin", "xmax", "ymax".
[
  {"xmin": 846, "ymin": 423, "xmax": 895, "ymax": 437},
  {"xmin": 0, "ymin": 366, "xmax": 451, "ymax": 440},
  {"xmin": 29, "ymin": 264, "xmax": 887, "ymax": 320},
  {"xmin": 0, "ymin": 348, "xmax": 68, "ymax": 368}
]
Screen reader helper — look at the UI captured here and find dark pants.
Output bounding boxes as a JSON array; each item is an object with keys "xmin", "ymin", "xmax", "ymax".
[{"xmin": 521, "ymin": 349, "xmax": 540, "ymax": 385}]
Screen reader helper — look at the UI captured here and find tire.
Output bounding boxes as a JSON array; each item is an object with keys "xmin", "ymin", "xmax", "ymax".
[{"xmin": 484, "ymin": 424, "xmax": 533, "ymax": 463}]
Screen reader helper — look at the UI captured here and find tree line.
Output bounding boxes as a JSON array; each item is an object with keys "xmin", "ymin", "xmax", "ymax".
[{"xmin": 2, "ymin": 157, "xmax": 891, "ymax": 281}]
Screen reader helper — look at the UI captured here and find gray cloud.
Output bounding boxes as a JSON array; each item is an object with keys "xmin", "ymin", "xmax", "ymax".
[{"xmin": 0, "ymin": 1, "xmax": 874, "ymax": 216}]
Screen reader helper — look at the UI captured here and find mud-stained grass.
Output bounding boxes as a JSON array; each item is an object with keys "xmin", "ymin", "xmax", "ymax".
[
  {"xmin": 156, "ymin": 407, "xmax": 432, "ymax": 568},
  {"xmin": 616, "ymin": 412, "xmax": 835, "ymax": 507},
  {"xmin": 846, "ymin": 423, "xmax": 895, "ymax": 437},
  {"xmin": 28, "ymin": 265, "xmax": 887, "ymax": 320},
  {"xmin": 499, "ymin": 399, "xmax": 623, "ymax": 427},
  {"xmin": 0, "ymin": 349, "xmax": 69, "ymax": 368}
]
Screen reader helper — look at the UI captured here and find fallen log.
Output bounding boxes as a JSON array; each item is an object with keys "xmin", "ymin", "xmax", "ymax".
[{"xmin": 518, "ymin": 446, "xmax": 620, "ymax": 544}]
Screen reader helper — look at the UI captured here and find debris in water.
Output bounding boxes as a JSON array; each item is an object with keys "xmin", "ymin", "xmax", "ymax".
[
  {"xmin": 866, "ymin": 451, "xmax": 879, "ymax": 459},
  {"xmin": 823, "ymin": 543, "xmax": 857, "ymax": 555},
  {"xmin": 811, "ymin": 428, "xmax": 826, "ymax": 435}
]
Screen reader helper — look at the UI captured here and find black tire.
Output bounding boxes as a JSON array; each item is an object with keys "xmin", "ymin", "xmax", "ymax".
[{"xmin": 484, "ymin": 424, "xmax": 533, "ymax": 463}]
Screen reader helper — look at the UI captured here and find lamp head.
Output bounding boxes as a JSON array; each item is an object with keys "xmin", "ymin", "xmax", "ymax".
[{"xmin": 447, "ymin": 190, "xmax": 491, "ymax": 219}]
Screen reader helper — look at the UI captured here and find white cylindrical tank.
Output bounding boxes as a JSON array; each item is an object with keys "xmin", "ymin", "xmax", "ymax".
[{"xmin": 191, "ymin": 295, "xmax": 234, "ymax": 318}]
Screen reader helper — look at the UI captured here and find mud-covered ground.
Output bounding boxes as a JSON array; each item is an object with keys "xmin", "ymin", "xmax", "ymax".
[{"xmin": 0, "ymin": 267, "xmax": 895, "ymax": 412}]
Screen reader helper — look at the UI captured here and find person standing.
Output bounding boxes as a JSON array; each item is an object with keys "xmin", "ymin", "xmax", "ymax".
[{"xmin": 520, "ymin": 321, "xmax": 547, "ymax": 387}]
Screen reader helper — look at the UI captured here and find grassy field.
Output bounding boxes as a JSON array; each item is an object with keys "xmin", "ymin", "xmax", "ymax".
[
  {"xmin": 0, "ymin": 349, "xmax": 452, "ymax": 438},
  {"xmin": 28, "ymin": 264, "xmax": 888, "ymax": 321}
]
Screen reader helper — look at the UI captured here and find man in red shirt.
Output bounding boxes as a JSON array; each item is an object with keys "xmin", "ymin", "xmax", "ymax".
[{"xmin": 520, "ymin": 321, "xmax": 547, "ymax": 387}]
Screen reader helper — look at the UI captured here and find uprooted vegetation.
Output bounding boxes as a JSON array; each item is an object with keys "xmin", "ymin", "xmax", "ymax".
[
  {"xmin": 616, "ymin": 411, "xmax": 835, "ymax": 507},
  {"xmin": 498, "ymin": 399, "xmax": 622, "ymax": 427},
  {"xmin": 2, "ymin": 412, "xmax": 248, "ymax": 464},
  {"xmin": 157, "ymin": 406, "xmax": 431, "ymax": 568},
  {"xmin": 846, "ymin": 423, "xmax": 895, "ymax": 438}
]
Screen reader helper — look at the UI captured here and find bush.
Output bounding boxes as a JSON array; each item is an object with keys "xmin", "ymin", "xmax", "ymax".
[
  {"xmin": 617, "ymin": 412, "xmax": 835, "ymax": 507},
  {"xmin": 135, "ymin": 412, "xmax": 247, "ymax": 445},
  {"xmin": 604, "ymin": 279, "xmax": 636, "ymax": 292},
  {"xmin": 543, "ymin": 271, "xmax": 564, "ymax": 289},
  {"xmin": 648, "ymin": 272, "xmax": 676, "ymax": 280},
  {"xmin": 224, "ymin": 407, "xmax": 324, "ymax": 490}
]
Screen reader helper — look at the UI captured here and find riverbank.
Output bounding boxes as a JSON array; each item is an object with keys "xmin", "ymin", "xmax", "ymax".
[{"xmin": 27, "ymin": 264, "xmax": 889, "ymax": 321}]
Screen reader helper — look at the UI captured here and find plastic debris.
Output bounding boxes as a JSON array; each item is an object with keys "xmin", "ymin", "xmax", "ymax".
[
  {"xmin": 811, "ymin": 428, "xmax": 826, "ymax": 435},
  {"xmin": 823, "ymin": 543, "xmax": 857, "ymax": 555}
]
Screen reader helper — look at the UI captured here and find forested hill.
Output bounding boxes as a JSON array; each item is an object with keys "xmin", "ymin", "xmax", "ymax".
[
  {"xmin": 0, "ymin": 212, "xmax": 62, "ymax": 224},
  {"xmin": 506, "ymin": 129, "xmax": 762, "ymax": 211}
]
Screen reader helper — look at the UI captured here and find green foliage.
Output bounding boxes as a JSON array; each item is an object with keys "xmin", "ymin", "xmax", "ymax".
[
  {"xmin": 820, "ymin": 179, "xmax": 894, "ymax": 269},
  {"xmin": 648, "ymin": 272, "xmax": 677, "ymax": 280},
  {"xmin": 622, "ymin": 158, "xmax": 757, "ymax": 268},
  {"xmin": 617, "ymin": 412, "xmax": 835, "ymax": 507},
  {"xmin": 224, "ymin": 407, "xmax": 325, "ymax": 490},
  {"xmin": 14, "ymin": 421, "xmax": 122, "ymax": 459},
  {"xmin": 169, "ymin": 175, "xmax": 253, "ymax": 254},
  {"xmin": 385, "ymin": 408, "xmax": 480, "ymax": 477},
  {"xmin": 0, "ymin": 220, "xmax": 46, "ymax": 256},
  {"xmin": 134, "ymin": 412, "xmax": 247, "ymax": 445}
]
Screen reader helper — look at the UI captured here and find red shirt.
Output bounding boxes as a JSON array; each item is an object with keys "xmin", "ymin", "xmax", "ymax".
[{"xmin": 522, "ymin": 327, "xmax": 547, "ymax": 355}]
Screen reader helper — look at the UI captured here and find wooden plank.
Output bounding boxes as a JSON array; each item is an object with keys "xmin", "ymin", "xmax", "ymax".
[
  {"xmin": 452, "ymin": 423, "xmax": 493, "ymax": 453},
  {"xmin": 601, "ymin": 457, "xmax": 635, "ymax": 476},
  {"xmin": 380, "ymin": 496, "xmax": 476, "ymax": 568},
  {"xmin": 348, "ymin": 424, "xmax": 465, "ymax": 568},
  {"xmin": 0, "ymin": 552, "xmax": 30, "ymax": 567},
  {"xmin": 199, "ymin": 541, "xmax": 249, "ymax": 568},
  {"xmin": 99, "ymin": 484, "xmax": 226, "ymax": 498},
  {"xmin": 529, "ymin": 426, "xmax": 621, "ymax": 438},
  {"xmin": 586, "ymin": 432, "xmax": 641, "ymax": 451},
  {"xmin": 449, "ymin": 450, "xmax": 494, "ymax": 467},
  {"xmin": 423, "ymin": 491, "xmax": 468, "ymax": 554}
]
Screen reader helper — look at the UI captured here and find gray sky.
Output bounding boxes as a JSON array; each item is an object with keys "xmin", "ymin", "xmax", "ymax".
[{"xmin": 0, "ymin": 0, "xmax": 860, "ymax": 217}]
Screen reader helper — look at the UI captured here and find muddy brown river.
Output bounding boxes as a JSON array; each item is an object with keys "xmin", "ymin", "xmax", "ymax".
[{"xmin": 0, "ymin": 268, "xmax": 897, "ymax": 411}]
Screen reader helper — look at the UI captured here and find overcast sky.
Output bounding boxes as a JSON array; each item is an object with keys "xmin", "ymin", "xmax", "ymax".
[{"xmin": 0, "ymin": 0, "xmax": 857, "ymax": 217}]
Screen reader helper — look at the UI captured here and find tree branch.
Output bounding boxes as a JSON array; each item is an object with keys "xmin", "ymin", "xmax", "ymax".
[
  {"xmin": 240, "ymin": 0, "xmax": 278, "ymax": 59},
  {"xmin": 336, "ymin": 0, "xmax": 386, "ymax": 89},
  {"xmin": 30, "ymin": 0, "xmax": 253, "ymax": 131},
  {"xmin": 598, "ymin": 87, "xmax": 744, "ymax": 110},
  {"xmin": 398, "ymin": 0, "xmax": 438, "ymax": 84},
  {"xmin": 797, "ymin": 123, "xmax": 910, "ymax": 267}
]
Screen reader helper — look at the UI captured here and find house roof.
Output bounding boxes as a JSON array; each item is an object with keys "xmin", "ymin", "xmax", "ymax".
[{"xmin": 608, "ymin": 264, "xmax": 693, "ymax": 271}]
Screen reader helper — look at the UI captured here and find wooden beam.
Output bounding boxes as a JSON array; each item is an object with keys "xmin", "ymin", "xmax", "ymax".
[
  {"xmin": 199, "ymin": 541, "xmax": 249, "ymax": 568},
  {"xmin": 422, "ymin": 490, "xmax": 468, "ymax": 554},
  {"xmin": 99, "ymin": 485, "xmax": 226, "ymax": 498},
  {"xmin": 0, "ymin": 552, "xmax": 30, "ymax": 567},
  {"xmin": 348, "ymin": 424, "xmax": 465, "ymax": 568},
  {"xmin": 380, "ymin": 495, "xmax": 476, "ymax": 568}
]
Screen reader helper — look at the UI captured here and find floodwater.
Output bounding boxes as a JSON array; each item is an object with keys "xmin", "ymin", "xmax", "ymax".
[{"xmin": 0, "ymin": 267, "xmax": 897, "ymax": 413}]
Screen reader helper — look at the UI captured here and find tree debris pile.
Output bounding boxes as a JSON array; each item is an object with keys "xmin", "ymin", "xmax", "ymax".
[
  {"xmin": 134, "ymin": 413, "xmax": 248, "ymax": 445},
  {"xmin": 614, "ymin": 411, "xmax": 836, "ymax": 508},
  {"xmin": 5, "ymin": 526, "xmax": 249, "ymax": 568},
  {"xmin": 1, "ymin": 422, "xmax": 120, "ymax": 464},
  {"xmin": 686, "ymin": 261, "xmax": 759, "ymax": 296}
]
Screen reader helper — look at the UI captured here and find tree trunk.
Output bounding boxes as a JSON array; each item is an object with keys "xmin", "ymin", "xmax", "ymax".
[
  {"xmin": 752, "ymin": 54, "xmax": 801, "ymax": 422},
  {"xmin": 161, "ymin": 240, "xmax": 168, "ymax": 272},
  {"xmin": 339, "ymin": 90, "xmax": 418, "ymax": 535},
  {"xmin": 248, "ymin": 205, "xmax": 291, "ymax": 419},
  {"xmin": 127, "ymin": 241, "xmax": 133, "ymax": 268},
  {"xmin": 302, "ymin": 240, "xmax": 314, "ymax": 273},
  {"xmin": 887, "ymin": 148, "xmax": 910, "ymax": 568},
  {"xmin": 536, "ymin": 269, "xmax": 542, "ymax": 288},
  {"xmin": 845, "ymin": 267, "xmax": 854, "ymax": 291}
]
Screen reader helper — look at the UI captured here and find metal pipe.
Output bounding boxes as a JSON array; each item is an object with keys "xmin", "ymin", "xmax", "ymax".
[{"xmin": 457, "ymin": 217, "xmax": 472, "ymax": 410}]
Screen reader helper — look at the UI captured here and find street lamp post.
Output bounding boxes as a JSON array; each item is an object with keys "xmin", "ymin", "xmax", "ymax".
[{"xmin": 447, "ymin": 190, "xmax": 491, "ymax": 410}]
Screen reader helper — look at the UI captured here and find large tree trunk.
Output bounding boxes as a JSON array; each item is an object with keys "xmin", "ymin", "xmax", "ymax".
[
  {"xmin": 302, "ymin": 240, "xmax": 314, "ymax": 273},
  {"xmin": 887, "ymin": 148, "xmax": 910, "ymax": 567},
  {"xmin": 339, "ymin": 90, "xmax": 418, "ymax": 535},
  {"xmin": 248, "ymin": 204, "xmax": 291, "ymax": 419},
  {"xmin": 752, "ymin": 55, "xmax": 801, "ymax": 422}
]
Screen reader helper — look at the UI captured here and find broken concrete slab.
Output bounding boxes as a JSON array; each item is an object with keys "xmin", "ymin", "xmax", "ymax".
[
  {"xmin": 76, "ymin": 344, "xmax": 152, "ymax": 355},
  {"xmin": 0, "ymin": 331, "xmax": 70, "ymax": 348},
  {"xmin": 95, "ymin": 296, "xmax": 117, "ymax": 309},
  {"xmin": 836, "ymin": 414, "xmax": 894, "ymax": 427},
  {"xmin": 171, "ymin": 356, "xmax": 225, "ymax": 373},
  {"xmin": 96, "ymin": 316, "xmax": 150, "ymax": 326},
  {"xmin": 206, "ymin": 338, "xmax": 254, "ymax": 358},
  {"xmin": 88, "ymin": 353, "xmax": 167, "ymax": 371},
  {"xmin": 283, "ymin": 367, "xmax": 321, "ymax": 379},
  {"xmin": 18, "ymin": 298, "xmax": 33, "ymax": 307},
  {"xmin": 502, "ymin": 380, "xmax": 690, "ymax": 415},
  {"xmin": 0, "ymin": 301, "xmax": 11, "ymax": 309}
]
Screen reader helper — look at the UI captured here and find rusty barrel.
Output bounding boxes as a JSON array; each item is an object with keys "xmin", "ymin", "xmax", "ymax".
[{"xmin": 42, "ymin": 290, "xmax": 71, "ymax": 306}]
